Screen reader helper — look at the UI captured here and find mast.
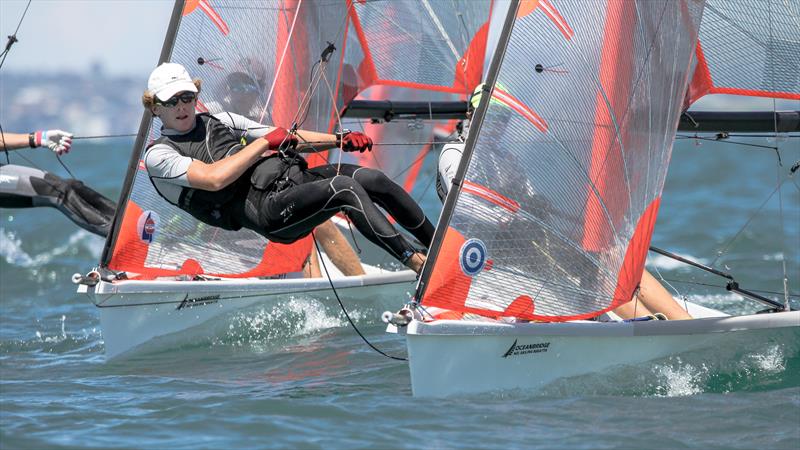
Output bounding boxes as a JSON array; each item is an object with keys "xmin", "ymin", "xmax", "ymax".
[
  {"xmin": 414, "ymin": 0, "xmax": 520, "ymax": 304},
  {"xmin": 100, "ymin": 0, "xmax": 185, "ymax": 267}
]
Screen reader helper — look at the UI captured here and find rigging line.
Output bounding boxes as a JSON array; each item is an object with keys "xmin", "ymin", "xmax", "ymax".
[
  {"xmin": 55, "ymin": 154, "xmax": 77, "ymax": 179},
  {"xmin": 723, "ymin": 134, "xmax": 800, "ymax": 139},
  {"xmin": 0, "ymin": 123, "xmax": 10, "ymax": 164},
  {"xmin": 259, "ymin": 0, "xmax": 303, "ymax": 124},
  {"xmin": 710, "ymin": 178, "xmax": 788, "ymax": 267},
  {"xmin": 769, "ymin": 46, "xmax": 791, "ymax": 310},
  {"xmin": 421, "ymin": 0, "xmax": 460, "ymax": 60},
  {"xmin": 0, "ymin": 0, "xmax": 33, "ymax": 163},
  {"xmin": 318, "ymin": 61, "xmax": 346, "ymax": 170},
  {"xmin": 311, "ymin": 232, "xmax": 407, "ymax": 362},
  {"xmin": 73, "ymin": 134, "xmax": 138, "ymax": 140},
  {"xmin": 660, "ymin": 277, "xmax": 800, "ymax": 299},
  {"xmin": 675, "ymin": 135, "xmax": 780, "ymax": 150},
  {"xmin": 650, "ymin": 263, "xmax": 687, "ymax": 312},
  {"xmin": 0, "ymin": 0, "xmax": 31, "ymax": 70}
]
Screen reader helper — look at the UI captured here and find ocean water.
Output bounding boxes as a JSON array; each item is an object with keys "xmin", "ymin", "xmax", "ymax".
[{"xmin": 1, "ymin": 137, "xmax": 798, "ymax": 449}]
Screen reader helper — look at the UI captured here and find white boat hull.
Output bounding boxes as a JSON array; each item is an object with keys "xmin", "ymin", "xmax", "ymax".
[
  {"xmin": 403, "ymin": 310, "xmax": 800, "ymax": 397},
  {"xmin": 81, "ymin": 267, "xmax": 416, "ymax": 358}
]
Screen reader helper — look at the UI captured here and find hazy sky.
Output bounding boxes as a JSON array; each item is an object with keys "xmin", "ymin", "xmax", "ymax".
[
  {"xmin": 0, "ymin": 0, "xmax": 796, "ymax": 112},
  {"xmin": 0, "ymin": 0, "xmax": 173, "ymax": 77}
]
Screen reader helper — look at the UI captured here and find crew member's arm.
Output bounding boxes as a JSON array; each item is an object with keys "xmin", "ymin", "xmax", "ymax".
[
  {"xmin": 0, "ymin": 130, "xmax": 73, "ymax": 154},
  {"xmin": 219, "ymin": 112, "xmax": 373, "ymax": 155}
]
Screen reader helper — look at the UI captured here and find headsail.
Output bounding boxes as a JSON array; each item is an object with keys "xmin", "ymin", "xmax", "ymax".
[
  {"xmin": 101, "ymin": 0, "xmax": 491, "ymax": 279},
  {"xmin": 685, "ymin": 0, "xmax": 800, "ymax": 106},
  {"xmin": 417, "ymin": 0, "xmax": 705, "ymax": 321}
]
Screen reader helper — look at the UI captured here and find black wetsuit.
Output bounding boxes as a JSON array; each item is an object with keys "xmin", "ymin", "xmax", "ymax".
[
  {"xmin": 0, "ymin": 164, "xmax": 116, "ymax": 237},
  {"xmin": 243, "ymin": 163, "xmax": 434, "ymax": 263},
  {"xmin": 147, "ymin": 114, "xmax": 434, "ymax": 265}
]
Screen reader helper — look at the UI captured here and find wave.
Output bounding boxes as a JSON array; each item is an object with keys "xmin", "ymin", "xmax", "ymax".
[
  {"xmin": 0, "ymin": 314, "xmax": 104, "ymax": 358},
  {"xmin": 0, "ymin": 227, "xmax": 104, "ymax": 268},
  {"xmin": 646, "ymin": 251, "xmax": 709, "ymax": 271}
]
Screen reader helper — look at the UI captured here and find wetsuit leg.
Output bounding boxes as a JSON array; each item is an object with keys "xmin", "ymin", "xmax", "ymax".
[
  {"xmin": 251, "ymin": 175, "xmax": 418, "ymax": 265},
  {"xmin": 308, "ymin": 164, "xmax": 434, "ymax": 248},
  {"xmin": 0, "ymin": 164, "xmax": 116, "ymax": 237}
]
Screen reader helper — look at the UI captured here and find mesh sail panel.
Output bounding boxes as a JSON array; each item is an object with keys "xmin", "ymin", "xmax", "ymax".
[
  {"xmin": 421, "ymin": 0, "xmax": 704, "ymax": 320},
  {"xmin": 106, "ymin": 0, "xmax": 490, "ymax": 278},
  {"xmin": 351, "ymin": 0, "xmax": 490, "ymax": 92},
  {"xmin": 686, "ymin": 0, "xmax": 800, "ymax": 104}
]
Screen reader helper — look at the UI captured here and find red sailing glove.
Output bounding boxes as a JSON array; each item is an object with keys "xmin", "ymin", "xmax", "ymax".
[
  {"xmin": 336, "ymin": 130, "xmax": 373, "ymax": 153},
  {"xmin": 262, "ymin": 127, "xmax": 298, "ymax": 150}
]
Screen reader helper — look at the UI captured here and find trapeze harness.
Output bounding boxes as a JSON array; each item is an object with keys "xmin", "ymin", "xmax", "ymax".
[
  {"xmin": 147, "ymin": 114, "xmax": 434, "ymax": 264},
  {"xmin": 0, "ymin": 164, "xmax": 116, "ymax": 237}
]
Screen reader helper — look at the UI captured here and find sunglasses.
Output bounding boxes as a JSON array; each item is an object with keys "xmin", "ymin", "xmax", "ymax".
[{"xmin": 155, "ymin": 92, "xmax": 197, "ymax": 107}]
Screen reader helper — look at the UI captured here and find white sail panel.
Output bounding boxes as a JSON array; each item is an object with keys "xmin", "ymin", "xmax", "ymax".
[
  {"xmin": 686, "ymin": 0, "xmax": 800, "ymax": 105},
  {"xmin": 420, "ymin": 0, "xmax": 705, "ymax": 320}
]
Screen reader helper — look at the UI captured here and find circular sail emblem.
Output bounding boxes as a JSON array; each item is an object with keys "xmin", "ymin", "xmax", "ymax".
[
  {"xmin": 460, "ymin": 239, "xmax": 487, "ymax": 276},
  {"xmin": 137, "ymin": 210, "xmax": 160, "ymax": 244}
]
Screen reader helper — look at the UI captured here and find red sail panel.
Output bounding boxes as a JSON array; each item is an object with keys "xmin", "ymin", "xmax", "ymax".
[
  {"xmin": 685, "ymin": 0, "xmax": 800, "ymax": 106},
  {"xmin": 581, "ymin": 0, "xmax": 636, "ymax": 253}
]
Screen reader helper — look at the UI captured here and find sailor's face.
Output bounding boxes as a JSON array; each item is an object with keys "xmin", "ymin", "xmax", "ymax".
[{"xmin": 154, "ymin": 91, "xmax": 197, "ymax": 132}]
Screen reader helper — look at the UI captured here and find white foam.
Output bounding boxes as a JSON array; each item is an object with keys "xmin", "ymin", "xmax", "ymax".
[
  {"xmin": 0, "ymin": 228, "xmax": 104, "ymax": 267},
  {"xmin": 646, "ymin": 252, "xmax": 709, "ymax": 271},
  {"xmin": 219, "ymin": 296, "xmax": 346, "ymax": 348},
  {"xmin": 761, "ymin": 252, "xmax": 785, "ymax": 262},
  {"xmin": 748, "ymin": 345, "xmax": 786, "ymax": 373},
  {"xmin": 653, "ymin": 359, "xmax": 708, "ymax": 397},
  {"xmin": 0, "ymin": 228, "xmax": 34, "ymax": 266}
]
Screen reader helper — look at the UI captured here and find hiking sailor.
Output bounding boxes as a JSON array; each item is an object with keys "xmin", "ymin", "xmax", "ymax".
[
  {"xmin": 142, "ymin": 63, "xmax": 433, "ymax": 273},
  {"xmin": 0, "ymin": 131, "xmax": 116, "ymax": 237}
]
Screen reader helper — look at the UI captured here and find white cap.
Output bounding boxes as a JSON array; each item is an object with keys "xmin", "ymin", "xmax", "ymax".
[{"xmin": 148, "ymin": 63, "xmax": 198, "ymax": 101}]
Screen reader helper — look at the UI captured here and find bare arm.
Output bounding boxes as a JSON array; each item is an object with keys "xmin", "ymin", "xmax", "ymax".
[
  {"xmin": 295, "ymin": 129, "xmax": 337, "ymax": 152},
  {"xmin": 0, "ymin": 133, "xmax": 33, "ymax": 151},
  {"xmin": 186, "ymin": 138, "xmax": 272, "ymax": 191}
]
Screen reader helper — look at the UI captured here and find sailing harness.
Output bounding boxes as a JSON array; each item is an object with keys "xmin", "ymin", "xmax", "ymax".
[{"xmin": 146, "ymin": 113, "xmax": 306, "ymax": 231}]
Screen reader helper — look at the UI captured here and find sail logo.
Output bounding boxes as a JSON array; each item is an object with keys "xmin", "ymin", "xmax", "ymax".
[
  {"xmin": 502, "ymin": 339, "xmax": 550, "ymax": 358},
  {"xmin": 460, "ymin": 239, "xmax": 487, "ymax": 276},
  {"xmin": 137, "ymin": 211, "xmax": 160, "ymax": 244}
]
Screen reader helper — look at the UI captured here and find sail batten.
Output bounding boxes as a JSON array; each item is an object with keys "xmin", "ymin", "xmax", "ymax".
[{"xmin": 418, "ymin": 0, "xmax": 705, "ymax": 321}]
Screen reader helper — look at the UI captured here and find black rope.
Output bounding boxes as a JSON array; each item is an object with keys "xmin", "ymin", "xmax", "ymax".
[
  {"xmin": 0, "ymin": 0, "xmax": 31, "ymax": 70},
  {"xmin": 73, "ymin": 133, "xmax": 138, "ymax": 140},
  {"xmin": 0, "ymin": 0, "xmax": 33, "ymax": 163},
  {"xmin": 311, "ymin": 231, "xmax": 407, "ymax": 362},
  {"xmin": 659, "ymin": 277, "xmax": 800, "ymax": 299}
]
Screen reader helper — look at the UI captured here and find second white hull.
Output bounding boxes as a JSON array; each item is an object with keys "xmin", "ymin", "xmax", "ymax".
[{"xmin": 404, "ymin": 310, "xmax": 800, "ymax": 397}]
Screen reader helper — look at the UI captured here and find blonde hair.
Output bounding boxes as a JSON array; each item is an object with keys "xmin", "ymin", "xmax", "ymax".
[{"xmin": 142, "ymin": 79, "xmax": 202, "ymax": 109}]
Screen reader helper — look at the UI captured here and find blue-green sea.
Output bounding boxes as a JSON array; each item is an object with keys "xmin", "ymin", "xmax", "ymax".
[{"xmin": 1, "ymin": 136, "xmax": 798, "ymax": 449}]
